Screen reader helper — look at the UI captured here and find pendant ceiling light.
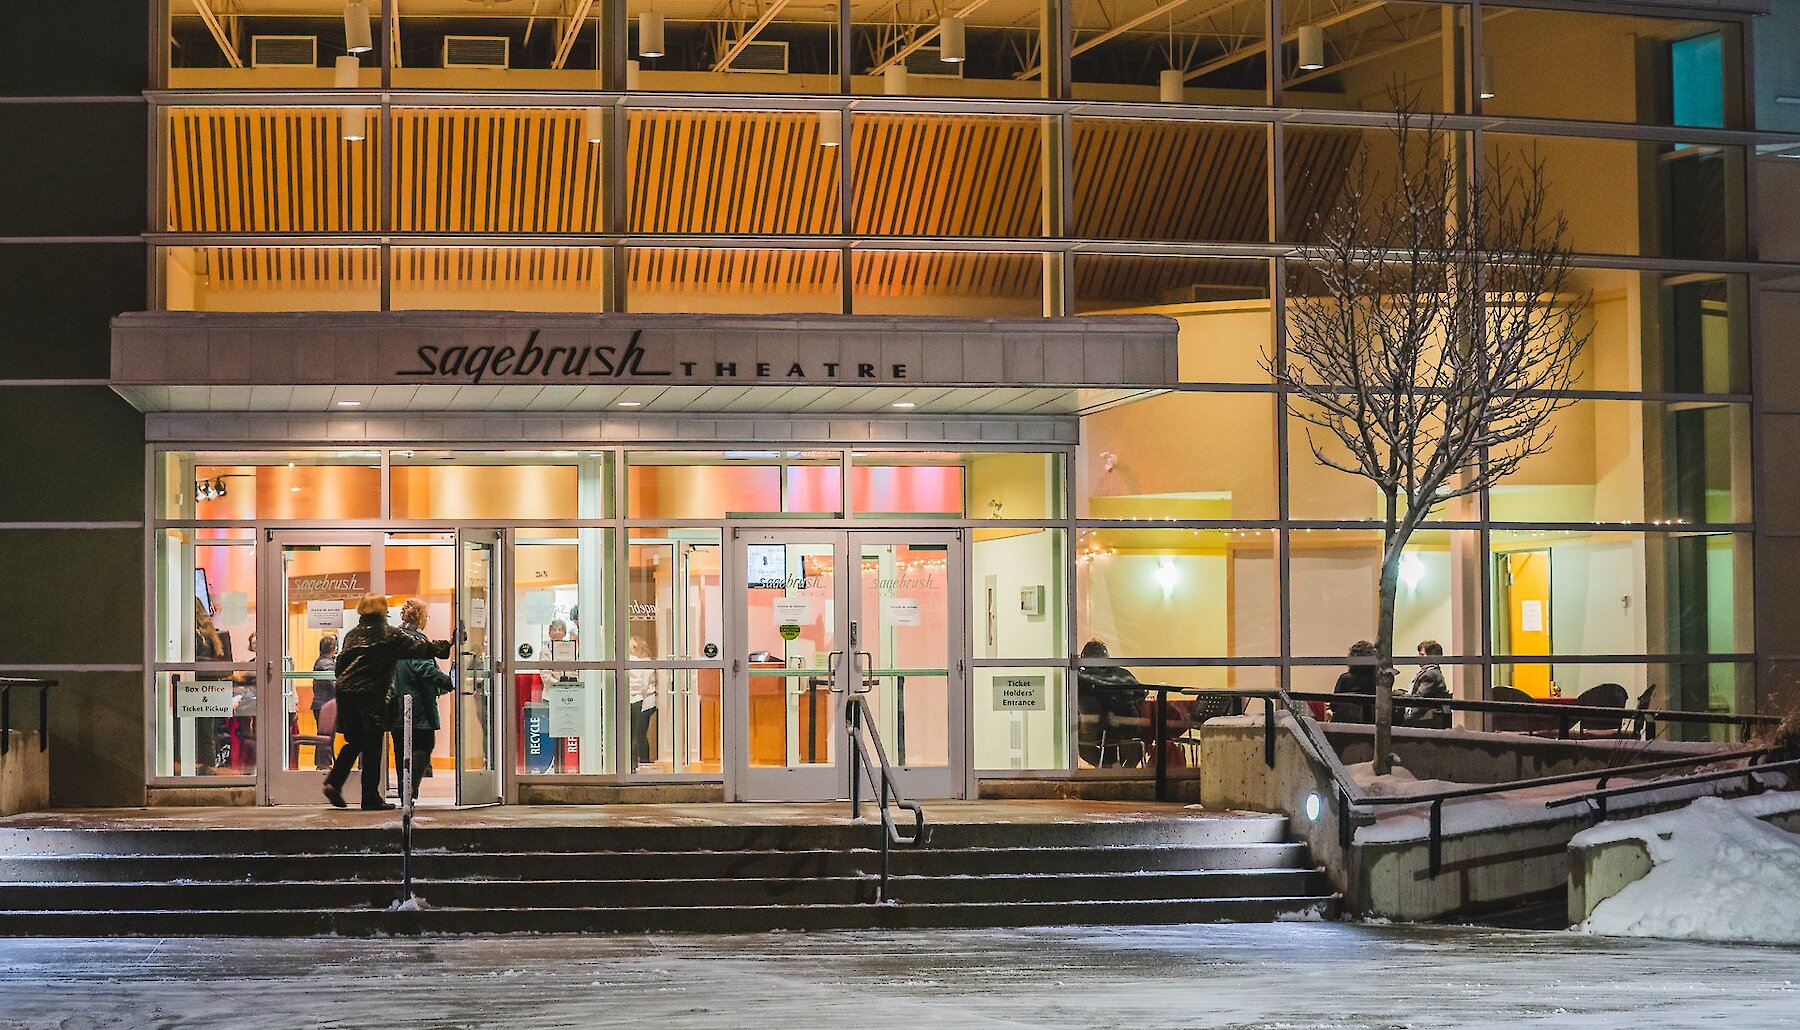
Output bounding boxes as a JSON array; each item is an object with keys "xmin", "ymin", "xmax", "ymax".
[
  {"xmin": 343, "ymin": 2, "xmax": 373, "ymax": 54},
  {"xmin": 818, "ymin": 109, "xmax": 841, "ymax": 147},
  {"xmin": 1160, "ymin": 68, "xmax": 1184, "ymax": 103},
  {"xmin": 884, "ymin": 64, "xmax": 908, "ymax": 96},
  {"xmin": 584, "ymin": 108, "xmax": 604, "ymax": 144},
  {"xmin": 627, "ymin": 58, "xmax": 643, "ymax": 90},
  {"xmin": 1297, "ymin": 24, "xmax": 1325, "ymax": 72},
  {"xmin": 639, "ymin": 11, "xmax": 665, "ymax": 59},
  {"xmin": 939, "ymin": 17, "xmax": 966, "ymax": 63},
  {"xmin": 335, "ymin": 55, "xmax": 365, "ymax": 141},
  {"xmin": 1478, "ymin": 55, "xmax": 1496, "ymax": 100}
]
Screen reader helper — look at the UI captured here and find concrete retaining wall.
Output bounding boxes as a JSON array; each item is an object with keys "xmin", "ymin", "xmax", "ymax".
[
  {"xmin": 1568, "ymin": 807, "xmax": 1800, "ymax": 924},
  {"xmin": 1, "ymin": 732, "xmax": 50, "ymax": 816}
]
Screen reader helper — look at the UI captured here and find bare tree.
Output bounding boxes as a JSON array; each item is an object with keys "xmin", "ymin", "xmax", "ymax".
[{"xmin": 1269, "ymin": 96, "xmax": 1590, "ymax": 774}]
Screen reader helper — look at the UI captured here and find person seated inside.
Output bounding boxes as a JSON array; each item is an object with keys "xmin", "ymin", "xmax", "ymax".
[
  {"xmin": 1403, "ymin": 640, "xmax": 1451, "ymax": 728},
  {"xmin": 1076, "ymin": 639, "xmax": 1147, "ymax": 768},
  {"xmin": 1329, "ymin": 640, "xmax": 1379, "ymax": 723}
]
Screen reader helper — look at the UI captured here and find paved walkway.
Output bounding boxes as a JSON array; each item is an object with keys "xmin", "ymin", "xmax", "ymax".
[
  {"xmin": 0, "ymin": 800, "xmax": 1245, "ymax": 832},
  {"xmin": 0, "ymin": 924, "xmax": 1794, "ymax": 1028}
]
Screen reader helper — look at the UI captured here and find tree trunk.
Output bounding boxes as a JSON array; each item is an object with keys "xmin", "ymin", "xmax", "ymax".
[{"xmin": 1373, "ymin": 492, "xmax": 1403, "ymax": 776}]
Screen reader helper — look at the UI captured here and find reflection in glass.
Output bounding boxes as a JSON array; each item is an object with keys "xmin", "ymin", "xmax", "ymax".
[{"xmin": 628, "ymin": 529, "xmax": 722, "ymax": 661}]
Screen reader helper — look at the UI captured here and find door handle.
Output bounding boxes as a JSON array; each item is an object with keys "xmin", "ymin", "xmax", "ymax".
[
  {"xmin": 854, "ymin": 651, "xmax": 874, "ymax": 694},
  {"xmin": 826, "ymin": 650, "xmax": 845, "ymax": 692}
]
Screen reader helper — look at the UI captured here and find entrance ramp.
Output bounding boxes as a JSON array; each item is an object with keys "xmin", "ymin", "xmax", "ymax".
[{"xmin": 0, "ymin": 802, "xmax": 1336, "ymax": 934}]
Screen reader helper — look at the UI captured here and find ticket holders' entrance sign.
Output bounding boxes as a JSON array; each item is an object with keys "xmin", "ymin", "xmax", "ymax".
[{"xmin": 992, "ymin": 675, "xmax": 1046, "ymax": 711}]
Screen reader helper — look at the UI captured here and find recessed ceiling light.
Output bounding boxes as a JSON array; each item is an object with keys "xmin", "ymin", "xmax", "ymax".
[
  {"xmin": 290, "ymin": 486, "xmax": 302, "ymax": 493},
  {"xmin": 891, "ymin": 401, "xmax": 917, "ymax": 409},
  {"xmin": 618, "ymin": 401, "xmax": 643, "ymax": 408},
  {"xmin": 335, "ymin": 399, "xmax": 363, "ymax": 407}
]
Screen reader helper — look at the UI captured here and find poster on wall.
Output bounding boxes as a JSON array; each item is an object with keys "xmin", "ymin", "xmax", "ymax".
[
  {"xmin": 177, "ymin": 680, "xmax": 233, "ymax": 718},
  {"xmin": 991, "ymin": 675, "xmax": 1046, "ymax": 711},
  {"xmin": 306, "ymin": 599, "xmax": 344, "ymax": 629},
  {"xmin": 544, "ymin": 683, "xmax": 585, "ymax": 737},
  {"xmin": 883, "ymin": 598, "xmax": 921, "ymax": 627}
]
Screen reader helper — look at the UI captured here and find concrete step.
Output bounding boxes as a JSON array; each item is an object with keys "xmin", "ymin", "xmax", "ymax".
[
  {"xmin": 0, "ymin": 895, "xmax": 1339, "ymax": 935},
  {"xmin": 0, "ymin": 842, "xmax": 1311, "ymax": 883}
]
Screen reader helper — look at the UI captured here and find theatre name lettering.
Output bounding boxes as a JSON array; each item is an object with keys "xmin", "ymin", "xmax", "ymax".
[{"xmin": 400, "ymin": 329, "xmax": 909, "ymax": 386}]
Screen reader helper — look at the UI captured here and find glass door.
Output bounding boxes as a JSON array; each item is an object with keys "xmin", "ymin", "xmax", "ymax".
[
  {"xmin": 261, "ymin": 530, "xmax": 382, "ymax": 806},
  {"xmin": 730, "ymin": 529, "xmax": 966, "ymax": 802},
  {"xmin": 732, "ymin": 530, "xmax": 845, "ymax": 801},
  {"xmin": 454, "ymin": 529, "xmax": 503, "ymax": 806}
]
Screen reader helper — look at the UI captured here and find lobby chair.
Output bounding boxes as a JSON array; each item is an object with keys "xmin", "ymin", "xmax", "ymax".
[
  {"xmin": 1489, "ymin": 685, "xmax": 1555, "ymax": 735},
  {"xmin": 1573, "ymin": 682, "xmax": 1630, "ymax": 738},
  {"xmin": 291, "ymin": 699, "xmax": 337, "ymax": 770}
]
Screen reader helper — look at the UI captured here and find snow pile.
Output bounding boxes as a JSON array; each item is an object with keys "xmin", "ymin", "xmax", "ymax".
[
  {"xmin": 1345, "ymin": 761, "xmax": 1608, "ymax": 843},
  {"xmin": 1576, "ymin": 793, "xmax": 1800, "ymax": 945}
]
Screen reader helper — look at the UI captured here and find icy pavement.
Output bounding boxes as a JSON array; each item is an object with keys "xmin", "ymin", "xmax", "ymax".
[{"xmin": 1, "ymin": 923, "xmax": 1796, "ymax": 1029}]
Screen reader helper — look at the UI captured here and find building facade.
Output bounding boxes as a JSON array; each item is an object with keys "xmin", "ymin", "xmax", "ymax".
[{"xmin": 1, "ymin": 0, "xmax": 1795, "ymax": 807}]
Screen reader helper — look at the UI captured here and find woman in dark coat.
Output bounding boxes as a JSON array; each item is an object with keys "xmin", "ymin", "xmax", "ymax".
[{"xmin": 1330, "ymin": 640, "xmax": 1380, "ymax": 723}]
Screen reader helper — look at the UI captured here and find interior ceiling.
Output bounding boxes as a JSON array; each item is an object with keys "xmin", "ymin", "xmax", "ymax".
[
  {"xmin": 115, "ymin": 382, "xmax": 1159, "ymax": 416},
  {"xmin": 165, "ymin": 107, "xmax": 1353, "ymax": 301}
]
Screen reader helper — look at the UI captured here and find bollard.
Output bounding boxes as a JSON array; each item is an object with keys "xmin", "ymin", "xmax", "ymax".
[{"xmin": 401, "ymin": 693, "xmax": 415, "ymax": 905}]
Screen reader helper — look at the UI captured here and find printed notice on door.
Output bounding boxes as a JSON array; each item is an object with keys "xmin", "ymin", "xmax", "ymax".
[
  {"xmin": 306, "ymin": 599, "xmax": 344, "ymax": 630},
  {"xmin": 772, "ymin": 598, "xmax": 811, "ymax": 625},
  {"xmin": 992, "ymin": 675, "xmax": 1046, "ymax": 711},
  {"xmin": 177, "ymin": 680, "xmax": 233, "ymax": 718},
  {"xmin": 544, "ymin": 684, "xmax": 585, "ymax": 737},
  {"xmin": 1520, "ymin": 600, "xmax": 1544, "ymax": 633},
  {"xmin": 883, "ymin": 598, "xmax": 921, "ymax": 627}
]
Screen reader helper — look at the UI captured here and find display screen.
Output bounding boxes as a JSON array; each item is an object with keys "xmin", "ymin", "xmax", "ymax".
[{"xmin": 747, "ymin": 544, "xmax": 785, "ymax": 589}]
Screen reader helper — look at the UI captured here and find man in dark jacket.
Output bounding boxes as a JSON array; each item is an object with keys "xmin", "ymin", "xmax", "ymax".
[
  {"xmin": 1404, "ymin": 640, "xmax": 1451, "ymax": 728},
  {"xmin": 324, "ymin": 594, "xmax": 451, "ymax": 811},
  {"xmin": 390, "ymin": 599, "xmax": 456, "ymax": 798}
]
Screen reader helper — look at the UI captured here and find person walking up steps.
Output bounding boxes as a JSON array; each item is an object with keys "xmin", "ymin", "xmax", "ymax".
[{"xmin": 324, "ymin": 594, "xmax": 450, "ymax": 811}]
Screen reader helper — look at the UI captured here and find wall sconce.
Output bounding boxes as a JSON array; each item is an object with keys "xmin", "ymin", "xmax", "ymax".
[
  {"xmin": 1155, "ymin": 557, "xmax": 1179, "ymax": 598},
  {"xmin": 1400, "ymin": 552, "xmax": 1425, "ymax": 591}
]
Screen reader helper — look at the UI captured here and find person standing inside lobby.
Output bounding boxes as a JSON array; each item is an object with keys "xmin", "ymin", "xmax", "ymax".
[
  {"xmin": 324, "ymin": 594, "xmax": 450, "ymax": 811},
  {"xmin": 390, "ymin": 599, "xmax": 454, "ymax": 797},
  {"xmin": 310, "ymin": 635, "xmax": 337, "ymax": 770}
]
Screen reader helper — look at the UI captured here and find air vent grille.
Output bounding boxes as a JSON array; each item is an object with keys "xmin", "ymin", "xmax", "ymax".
[
  {"xmin": 443, "ymin": 35, "xmax": 510, "ymax": 69},
  {"xmin": 249, "ymin": 35, "xmax": 318, "ymax": 68}
]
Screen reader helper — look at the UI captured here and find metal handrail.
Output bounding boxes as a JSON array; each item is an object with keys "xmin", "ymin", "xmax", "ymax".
[
  {"xmin": 845, "ymin": 694, "xmax": 925, "ymax": 904},
  {"xmin": 0, "ymin": 677, "xmax": 56, "ymax": 756},
  {"xmin": 1545, "ymin": 753, "xmax": 1800, "ymax": 822}
]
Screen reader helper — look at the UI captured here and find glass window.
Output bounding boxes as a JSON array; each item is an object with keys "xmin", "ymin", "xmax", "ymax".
[
  {"xmin": 158, "ymin": 451, "xmax": 383, "ymax": 521},
  {"xmin": 1282, "ymin": 1, "xmax": 1465, "ymax": 114},
  {"xmin": 392, "ymin": 109, "xmax": 605, "ymax": 232},
  {"xmin": 394, "ymin": 8, "xmax": 602, "ymax": 89},
  {"xmin": 626, "ymin": 528, "xmax": 723, "ymax": 662},
  {"xmin": 1072, "ymin": 120, "xmax": 1268, "ymax": 242},
  {"xmin": 391, "ymin": 451, "xmax": 607, "ymax": 520},
  {"xmin": 1571, "ymin": 269, "xmax": 1749, "ymax": 396},
  {"xmin": 626, "ymin": 249, "xmax": 844, "ymax": 315},
  {"xmin": 627, "ymin": 668, "xmax": 721, "ymax": 774},
  {"xmin": 1481, "ymin": 8, "xmax": 1742, "ymax": 128},
  {"xmin": 1283, "ymin": 124, "xmax": 1464, "ymax": 244},
  {"xmin": 972, "ymin": 667, "xmax": 1068, "ymax": 771},
  {"xmin": 850, "ymin": 250, "xmax": 1045, "ymax": 317},
  {"xmin": 628, "ymin": 451, "xmax": 841, "ymax": 519},
  {"xmin": 515, "ymin": 670, "xmax": 616, "ymax": 775},
  {"xmin": 160, "ymin": 246, "xmax": 380, "ymax": 312},
  {"xmin": 1483, "ymin": 132, "xmax": 1744, "ymax": 261},
  {"xmin": 631, "ymin": 1, "xmax": 831, "ymax": 95},
  {"xmin": 1081, "ymin": 392, "xmax": 1275, "ymax": 519},
  {"xmin": 851, "ymin": 0, "xmax": 1047, "ymax": 99},
  {"xmin": 1074, "ymin": 257, "xmax": 1272, "ymax": 384},
  {"xmin": 153, "ymin": 670, "xmax": 257, "ymax": 777},
  {"xmin": 1069, "ymin": 0, "xmax": 1268, "ymax": 103},
  {"xmin": 391, "ymin": 247, "xmax": 608, "ymax": 312},
  {"xmin": 627, "ymin": 110, "xmax": 841, "ymax": 233},
  {"xmin": 1490, "ymin": 401, "xmax": 1751, "ymax": 526},
  {"xmin": 513, "ymin": 528, "xmax": 615, "ymax": 663},
  {"xmin": 852, "ymin": 452, "xmax": 1063, "ymax": 519},
  {"xmin": 1289, "ymin": 529, "xmax": 1476, "ymax": 658},
  {"xmin": 1077, "ymin": 528, "xmax": 1278, "ymax": 658},
  {"xmin": 166, "ymin": 6, "xmax": 384, "ymax": 88},
  {"xmin": 971, "ymin": 529, "xmax": 1067, "ymax": 660},
  {"xmin": 155, "ymin": 529, "xmax": 256, "ymax": 664},
  {"xmin": 851, "ymin": 114, "xmax": 1045, "ymax": 237},
  {"xmin": 163, "ymin": 106, "xmax": 377, "ymax": 232}
]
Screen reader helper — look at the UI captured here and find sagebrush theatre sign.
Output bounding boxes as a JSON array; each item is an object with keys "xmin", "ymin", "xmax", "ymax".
[{"xmin": 110, "ymin": 311, "xmax": 1179, "ymax": 390}]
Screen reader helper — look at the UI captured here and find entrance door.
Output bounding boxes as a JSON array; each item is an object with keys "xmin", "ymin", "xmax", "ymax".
[
  {"xmin": 262, "ymin": 530, "xmax": 383, "ymax": 806},
  {"xmin": 731, "ymin": 529, "xmax": 965, "ymax": 801},
  {"xmin": 1496, "ymin": 549, "xmax": 1554, "ymax": 696},
  {"xmin": 453, "ymin": 529, "xmax": 503, "ymax": 806}
]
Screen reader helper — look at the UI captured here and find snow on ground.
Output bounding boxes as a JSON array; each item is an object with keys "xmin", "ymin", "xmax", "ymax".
[
  {"xmin": 1575, "ymin": 793, "xmax": 1800, "ymax": 946},
  {"xmin": 1, "ymin": 924, "xmax": 1797, "ymax": 1029}
]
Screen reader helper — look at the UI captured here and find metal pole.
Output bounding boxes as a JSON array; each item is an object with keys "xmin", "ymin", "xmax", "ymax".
[
  {"xmin": 1428, "ymin": 799, "xmax": 1443, "ymax": 878},
  {"xmin": 1263, "ymin": 697, "xmax": 1276, "ymax": 768},
  {"xmin": 848, "ymin": 700, "xmax": 861, "ymax": 820},
  {"xmin": 1154, "ymin": 688, "xmax": 1168, "ymax": 802},
  {"xmin": 401, "ymin": 692, "xmax": 414, "ymax": 905}
]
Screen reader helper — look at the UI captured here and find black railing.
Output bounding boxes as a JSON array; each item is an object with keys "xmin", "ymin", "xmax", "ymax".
[
  {"xmin": 1079, "ymin": 682, "xmax": 1779, "ymax": 802},
  {"xmin": 1546, "ymin": 753, "xmax": 1800, "ymax": 823},
  {"xmin": 846, "ymin": 694, "xmax": 925, "ymax": 903},
  {"xmin": 0, "ymin": 677, "xmax": 56, "ymax": 756}
]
